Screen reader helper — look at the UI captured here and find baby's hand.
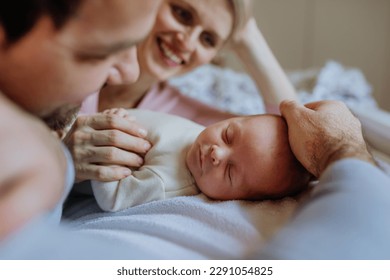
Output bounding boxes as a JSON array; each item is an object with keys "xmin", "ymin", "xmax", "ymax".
[{"xmin": 103, "ymin": 108, "xmax": 131, "ymax": 119}]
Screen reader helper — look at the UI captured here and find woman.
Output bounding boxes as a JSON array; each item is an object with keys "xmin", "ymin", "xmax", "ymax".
[{"xmin": 66, "ymin": 0, "xmax": 298, "ymax": 182}]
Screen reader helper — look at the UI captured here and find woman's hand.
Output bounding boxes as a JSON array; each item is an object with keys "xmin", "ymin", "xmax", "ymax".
[
  {"xmin": 64, "ymin": 109, "xmax": 151, "ymax": 182},
  {"xmin": 229, "ymin": 16, "xmax": 299, "ymax": 109},
  {"xmin": 227, "ymin": 0, "xmax": 254, "ymax": 47},
  {"xmin": 229, "ymin": 17, "xmax": 259, "ymax": 50}
]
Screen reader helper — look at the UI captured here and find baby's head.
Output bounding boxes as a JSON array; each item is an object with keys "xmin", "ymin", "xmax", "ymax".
[{"xmin": 186, "ymin": 114, "xmax": 311, "ymax": 201}]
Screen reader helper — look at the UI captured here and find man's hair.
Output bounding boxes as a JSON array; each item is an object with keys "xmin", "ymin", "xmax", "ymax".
[{"xmin": 0, "ymin": 0, "xmax": 83, "ymax": 44}]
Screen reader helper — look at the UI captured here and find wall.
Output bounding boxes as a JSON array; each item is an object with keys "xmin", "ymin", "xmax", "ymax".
[{"xmin": 225, "ymin": 0, "xmax": 390, "ymax": 110}]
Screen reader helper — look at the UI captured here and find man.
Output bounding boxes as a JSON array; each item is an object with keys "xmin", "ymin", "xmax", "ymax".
[{"xmin": 0, "ymin": 0, "xmax": 161, "ymax": 257}]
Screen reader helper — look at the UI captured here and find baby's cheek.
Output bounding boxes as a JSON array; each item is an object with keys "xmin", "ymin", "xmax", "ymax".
[{"xmin": 194, "ymin": 177, "xmax": 208, "ymax": 194}]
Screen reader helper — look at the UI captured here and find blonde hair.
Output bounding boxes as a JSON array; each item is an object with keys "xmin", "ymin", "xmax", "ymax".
[
  {"xmin": 228, "ymin": 0, "xmax": 253, "ymax": 38},
  {"xmin": 210, "ymin": 0, "xmax": 253, "ymax": 66}
]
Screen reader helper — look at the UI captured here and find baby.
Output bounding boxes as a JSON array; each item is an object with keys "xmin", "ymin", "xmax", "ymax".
[{"xmin": 90, "ymin": 109, "xmax": 311, "ymax": 212}]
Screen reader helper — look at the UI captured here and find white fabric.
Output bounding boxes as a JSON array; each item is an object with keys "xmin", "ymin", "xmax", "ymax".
[
  {"xmin": 91, "ymin": 110, "xmax": 203, "ymax": 211},
  {"xmin": 63, "ymin": 191, "xmax": 307, "ymax": 259}
]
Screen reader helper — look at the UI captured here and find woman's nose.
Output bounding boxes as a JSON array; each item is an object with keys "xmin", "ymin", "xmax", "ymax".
[
  {"xmin": 210, "ymin": 145, "xmax": 226, "ymax": 166},
  {"xmin": 106, "ymin": 46, "xmax": 140, "ymax": 85},
  {"xmin": 175, "ymin": 27, "xmax": 201, "ymax": 52}
]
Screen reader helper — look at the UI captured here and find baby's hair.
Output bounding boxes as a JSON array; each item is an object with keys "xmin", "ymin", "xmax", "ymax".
[{"xmin": 248, "ymin": 146, "xmax": 311, "ymax": 201}]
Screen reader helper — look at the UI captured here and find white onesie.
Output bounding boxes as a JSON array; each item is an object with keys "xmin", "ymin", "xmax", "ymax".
[{"xmin": 92, "ymin": 109, "xmax": 204, "ymax": 211}]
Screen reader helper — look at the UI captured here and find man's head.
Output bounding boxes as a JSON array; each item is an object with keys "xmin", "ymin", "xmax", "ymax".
[
  {"xmin": 0, "ymin": 0, "xmax": 161, "ymax": 118},
  {"xmin": 186, "ymin": 114, "xmax": 311, "ymax": 201}
]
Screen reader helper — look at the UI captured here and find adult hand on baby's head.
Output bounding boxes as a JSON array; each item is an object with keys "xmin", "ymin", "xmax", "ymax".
[
  {"xmin": 280, "ymin": 100, "xmax": 375, "ymax": 178},
  {"xmin": 64, "ymin": 110, "xmax": 151, "ymax": 182}
]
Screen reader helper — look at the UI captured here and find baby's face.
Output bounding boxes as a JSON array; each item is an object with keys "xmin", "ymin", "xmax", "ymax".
[{"xmin": 186, "ymin": 115, "xmax": 301, "ymax": 200}]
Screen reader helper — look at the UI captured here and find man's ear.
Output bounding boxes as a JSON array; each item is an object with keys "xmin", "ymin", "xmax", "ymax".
[{"xmin": 0, "ymin": 25, "xmax": 6, "ymax": 48}]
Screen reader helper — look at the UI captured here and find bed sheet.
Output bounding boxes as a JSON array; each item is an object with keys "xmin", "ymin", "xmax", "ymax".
[{"xmin": 63, "ymin": 191, "xmax": 309, "ymax": 259}]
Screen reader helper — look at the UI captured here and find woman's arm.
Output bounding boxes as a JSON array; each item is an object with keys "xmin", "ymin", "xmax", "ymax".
[{"xmin": 231, "ymin": 18, "xmax": 299, "ymax": 112}]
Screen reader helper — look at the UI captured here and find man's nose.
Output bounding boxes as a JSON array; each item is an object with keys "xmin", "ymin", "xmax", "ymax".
[{"xmin": 106, "ymin": 46, "xmax": 140, "ymax": 85}]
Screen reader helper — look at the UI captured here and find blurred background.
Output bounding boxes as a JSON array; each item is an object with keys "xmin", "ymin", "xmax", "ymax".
[{"xmin": 224, "ymin": 0, "xmax": 390, "ymax": 111}]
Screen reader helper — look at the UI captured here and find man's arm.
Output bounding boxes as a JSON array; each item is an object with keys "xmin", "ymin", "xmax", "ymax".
[
  {"xmin": 257, "ymin": 159, "xmax": 390, "ymax": 259},
  {"xmin": 0, "ymin": 94, "xmax": 67, "ymax": 240}
]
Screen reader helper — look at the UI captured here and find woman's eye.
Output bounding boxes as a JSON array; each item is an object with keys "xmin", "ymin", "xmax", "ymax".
[
  {"xmin": 200, "ymin": 32, "xmax": 216, "ymax": 48},
  {"xmin": 171, "ymin": 5, "xmax": 193, "ymax": 24}
]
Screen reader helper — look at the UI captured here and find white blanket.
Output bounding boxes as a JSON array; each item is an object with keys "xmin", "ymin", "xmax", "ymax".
[{"xmin": 63, "ymin": 192, "xmax": 307, "ymax": 259}]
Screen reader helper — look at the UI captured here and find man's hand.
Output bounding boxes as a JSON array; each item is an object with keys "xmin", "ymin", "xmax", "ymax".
[
  {"xmin": 0, "ymin": 96, "xmax": 67, "ymax": 240},
  {"xmin": 280, "ymin": 100, "xmax": 375, "ymax": 178},
  {"xmin": 64, "ymin": 110, "xmax": 151, "ymax": 182}
]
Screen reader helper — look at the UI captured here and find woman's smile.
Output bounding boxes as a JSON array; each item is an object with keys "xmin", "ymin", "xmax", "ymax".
[
  {"xmin": 156, "ymin": 37, "xmax": 184, "ymax": 67},
  {"xmin": 137, "ymin": 0, "xmax": 233, "ymax": 81}
]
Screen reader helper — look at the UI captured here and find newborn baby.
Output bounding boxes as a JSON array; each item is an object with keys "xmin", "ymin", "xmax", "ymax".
[
  {"xmin": 91, "ymin": 109, "xmax": 310, "ymax": 211},
  {"xmin": 186, "ymin": 111, "xmax": 310, "ymax": 200}
]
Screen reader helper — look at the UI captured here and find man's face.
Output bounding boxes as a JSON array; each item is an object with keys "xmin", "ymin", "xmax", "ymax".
[{"xmin": 0, "ymin": 0, "xmax": 161, "ymax": 118}]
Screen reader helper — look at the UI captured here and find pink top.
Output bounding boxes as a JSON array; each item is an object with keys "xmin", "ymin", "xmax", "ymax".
[
  {"xmin": 136, "ymin": 83, "xmax": 238, "ymax": 126},
  {"xmin": 80, "ymin": 83, "xmax": 238, "ymax": 126},
  {"xmin": 79, "ymin": 83, "xmax": 278, "ymax": 125}
]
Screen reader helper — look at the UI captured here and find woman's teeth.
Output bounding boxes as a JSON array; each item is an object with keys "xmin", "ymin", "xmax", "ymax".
[{"xmin": 160, "ymin": 41, "xmax": 183, "ymax": 65}]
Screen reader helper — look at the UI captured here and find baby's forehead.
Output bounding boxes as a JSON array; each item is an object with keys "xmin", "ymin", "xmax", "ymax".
[
  {"xmin": 240, "ymin": 114, "xmax": 287, "ymax": 136},
  {"xmin": 237, "ymin": 115, "xmax": 292, "ymax": 184}
]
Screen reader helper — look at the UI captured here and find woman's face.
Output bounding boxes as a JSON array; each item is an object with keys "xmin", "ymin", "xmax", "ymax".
[{"xmin": 137, "ymin": 0, "xmax": 234, "ymax": 81}]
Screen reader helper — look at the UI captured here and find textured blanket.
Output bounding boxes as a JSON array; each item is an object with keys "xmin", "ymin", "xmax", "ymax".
[{"xmin": 63, "ymin": 192, "xmax": 308, "ymax": 259}]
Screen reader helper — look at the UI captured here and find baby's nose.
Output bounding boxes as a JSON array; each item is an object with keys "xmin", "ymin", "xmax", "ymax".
[{"xmin": 210, "ymin": 145, "xmax": 226, "ymax": 166}]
